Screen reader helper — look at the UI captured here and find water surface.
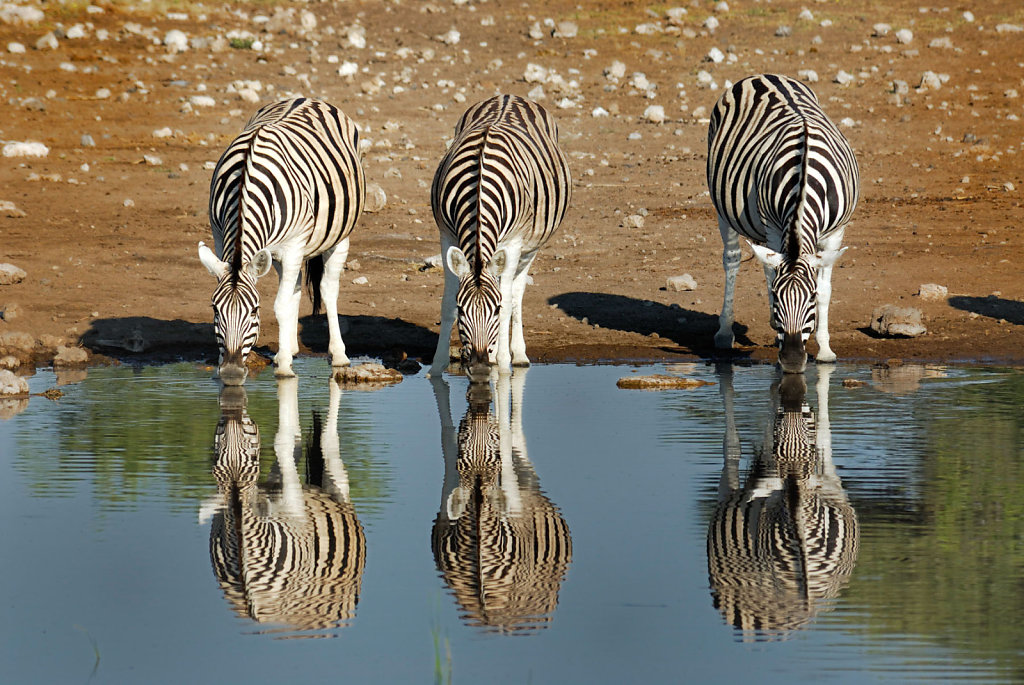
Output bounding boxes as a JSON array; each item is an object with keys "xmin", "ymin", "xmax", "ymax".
[{"xmin": 1, "ymin": 359, "xmax": 1021, "ymax": 683}]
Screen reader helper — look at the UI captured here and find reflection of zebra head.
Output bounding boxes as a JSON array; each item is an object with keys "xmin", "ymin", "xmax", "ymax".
[
  {"xmin": 207, "ymin": 380, "xmax": 366, "ymax": 638},
  {"xmin": 431, "ymin": 373, "xmax": 572, "ymax": 634},
  {"xmin": 708, "ymin": 369, "xmax": 858, "ymax": 639}
]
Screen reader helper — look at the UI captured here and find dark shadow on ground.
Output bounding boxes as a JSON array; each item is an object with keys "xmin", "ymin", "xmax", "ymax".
[
  {"xmin": 80, "ymin": 314, "xmax": 437, "ymax": 365},
  {"xmin": 298, "ymin": 314, "xmax": 437, "ymax": 359},
  {"xmin": 80, "ymin": 317, "xmax": 218, "ymax": 363},
  {"xmin": 547, "ymin": 291, "xmax": 754, "ymax": 359},
  {"xmin": 949, "ymin": 295, "xmax": 1024, "ymax": 326}
]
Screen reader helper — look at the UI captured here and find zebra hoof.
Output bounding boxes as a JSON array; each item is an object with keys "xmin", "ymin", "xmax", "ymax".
[
  {"xmin": 713, "ymin": 333, "xmax": 734, "ymax": 350},
  {"xmin": 273, "ymin": 365, "xmax": 297, "ymax": 378},
  {"xmin": 815, "ymin": 351, "xmax": 838, "ymax": 364},
  {"xmin": 331, "ymin": 357, "xmax": 351, "ymax": 369}
]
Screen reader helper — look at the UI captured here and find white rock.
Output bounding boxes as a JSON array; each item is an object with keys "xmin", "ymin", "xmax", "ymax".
[
  {"xmin": 338, "ymin": 61, "xmax": 359, "ymax": 78},
  {"xmin": 300, "ymin": 9, "xmax": 317, "ymax": 31},
  {"xmin": 1004, "ymin": 182, "xmax": 1016, "ymax": 192},
  {"xmin": 872, "ymin": 23, "xmax": 891, "ymax": 36},
  {"xmin": 0, "ymin": 201, "xmax": 26, "ymax": 218},
  {"xmin": 528, "ymin": 21, "xmax": 545, "ymax": 40},
  {"xmin": 929, "ymin": 36, "xmax": 953, "ymax": 49},
  {"xmin": 54, "ymin": 346, "xmax": 88, "ymax": 367},
  {"xmin": 834, "ymin": 70, "xmax": 854, "ymax": 85},
  {"xmin": 352, "ymin": 276, "xmax": 369, "ymax": 285},
  {"xmin": 840, "ymin": 117, "xmax": 856, "ymax": 127},
  {"xmin": 556, "ymin": 98, "xmax": 577, "ymax": 109},
  {"xmin": 871, "ymin": 305, "xmax": 926, "ymax": 337},
  {"xmin": 895, "ymin": 28, "xmax": 913, "ymax": 44},
  {"xmin": 35, "ymin": 32, "xmax": 58, "ymax": 50},
  {"xmin": 364, "ymin": 182, "xmax": 387, "ymax": 213},
  {"xmin": 704, "ymin": 16, "xmax": 720, "ymax": 31},
  {"xmin": 995, "ymin": 24, "xmax": 1023, "ymax": 34},
  {"xmin": 524, "ymin": 63, "xmax": 548, "ymax": 83},
  {"xmin": 665, "ymin": 8, "xmax": 688, "ymax": 26},
  {"xmin": 713, "ymin": 1, "xmax": 729, "ymax": 12},
  {"xmin": 143, "ymin": 154, "xmax": 162, "ymax": 166},
  {"xmin": 604, "ymin": 61, "xmax": 627, "ymax": 80},
  {"xmin": 7, "ymin": 41, "xmax": 25, "ymax": 53},
  {"xmin": 798, "ymin": 8, "xmax": 814, "ymax": 21},
  {"xmin": 666, "ymin": 274, "xmax": 697, "ymax": 292},
  {"xmin": 630, "ymin": 73, "xmax": 650, "ymax": 90},
  {"xmin": 95, "ymin": 88, "xmax": 111, "ymax": 99},
  {"xmin": 623, "ymin": 214, "xmax": 645, "ymax": 229},
  {"xmin": 190, "ymin": 95, "xmax": 216, "ymax": 107},
  {"xmin": 643, "ymin": 105, "xmax": 666, "ymax": 123},
  {"xmin": 706, "ymin": 47, "xmax": 725, "ymax": 63},
  {"xmin": 527, "ymin": 84, "xmax": 546, "ymax": 100},
  {"xmin": 917, "ymin": 283, "xmax": 948, "ymax": 301},
  {"xmin": 423, "ymin": 254, "xmax": 444, "ymax": 270},
  {"xmin": 238, "ymin": 88, "xmax": 259, "ymax": 104},
  {"xmin": 962, "ymin": 11, "xmax": 974, "ymax": 22},
  {"xmin": 164, "ymin": 29, "xmax": 188, "ymax": 52},
  {"xmin": 0, "ymin": 5, "xmax": 44, "ymax": 25},
  {"xmin": 0, "ymin": 370, "xmax": 29, "ymax": 397},
  {"xmin": 798, "ymin": 69, "xmax": 819, "ymax": 83},
  {"xmin": 2, "ymin": 141, "xmax": 48, "ymax": 158},
  {"xmin": 347, "ymin": 27, "xmax": 366, "ymax": 48},
  {"xmin": 153, "ymin": 127, "xmax": 174, "ymax": 138},
  {"xmin": 439, "ymin": 29, "xmax": 460, "ymax": 45},
  {"xmin": 592, "ymin": 106, "xmax": 610, "ymax": 117},
  {"xmin": 0, "ymin": 263, "xmax": 27, "ymax": 284},
  {"xmin": 123, "ymin": 198, "xmax": 135, "ymax": 208},
  {"xmin": 553, "ymin": 21, "xmax": 578, "ymax": 38},
  {"xmin": 918, "ymin": 71, "xmax": 943, "ymax": 91}
]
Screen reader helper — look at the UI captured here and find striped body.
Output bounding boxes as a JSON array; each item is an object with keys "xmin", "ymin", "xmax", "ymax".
[
  {"xmin": 206, "ymin": 379, "xmax": 365, "ymax": 637},
  {"xmin": 707, "ymin": 74, "xmax": 859, "ymax": 372},
  {"xmin": 199, "ymin": 98, "xmax": 364, "ymax": 384},
  {"xmin": 708, "ymin": 368, "xmax": 858, "ymax": 639},
  {"xmin": 430, "ymin": 371, "xmax": 572, "ymax": 633},
  {"xmin": 429, "ymin": 94, "xmax": 571, "ymax": 375}
]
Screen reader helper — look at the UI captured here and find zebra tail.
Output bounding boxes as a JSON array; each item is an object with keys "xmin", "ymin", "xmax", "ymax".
[{"xmin": 305, "ymin": 254, "xmax": 325, "ymax": 315}]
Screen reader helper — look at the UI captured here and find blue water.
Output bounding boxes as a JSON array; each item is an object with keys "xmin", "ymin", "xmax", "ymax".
[{"xmin": 0, "ymin": 359, "xmax": 1021, "ymax": 684}]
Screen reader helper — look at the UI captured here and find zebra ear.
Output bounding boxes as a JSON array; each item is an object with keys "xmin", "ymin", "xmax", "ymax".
[
  {"xmin": 490, "ymin": 248, "xmax": 508, "ymax": 274},
  {"xmin": 749, "ymin": 242, "xmax": 785, "ymax": 269},
  {"xmin": 198, "ymin": 241, "xmax": 228, "ymax": 280},
  {"xmin": 246, "ymin": 250, "xmax": 273, "ymax": 279},
  {"xmin": 811, "ymin": 246, "xmax": 848, "ymax": 268},
  {"xmin": 446, "ymin": 246, "xmax": 472, "ymax": 280}
]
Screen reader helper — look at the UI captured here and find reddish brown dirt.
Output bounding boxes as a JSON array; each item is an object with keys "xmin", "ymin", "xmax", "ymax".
[{"xmin": 1, "ymin": 0, "xmax": 1022, "ymax": 373}]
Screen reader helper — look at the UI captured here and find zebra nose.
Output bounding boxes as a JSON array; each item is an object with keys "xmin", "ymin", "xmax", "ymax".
[
  {"xmin": 219, "ymin": 362, "xmax": 249, "ymax": 386},
  {"xmin": 778, "ymin": 333, "xmax": 808, "ymax": 374}
]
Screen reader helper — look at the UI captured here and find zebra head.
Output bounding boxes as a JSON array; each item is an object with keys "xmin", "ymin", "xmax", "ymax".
[
  {"xmin": 199, "ymin": 241, "xmax": 272, "ymax": 385},
  {"xmin": 751, "ymin": 243, "xmax": 846, "ymax": 374},
  {"xmin": 446, "ymin": 245, "xmax": 502, "ymax": 378}
]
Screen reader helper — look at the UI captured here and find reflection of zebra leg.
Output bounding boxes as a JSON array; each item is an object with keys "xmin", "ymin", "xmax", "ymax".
[
  {"xmin": 815, "ymin": 364, "xmax": 834, "ymax": 461},
  {"xmin": 319, "ymin": 377, "xmax": 351, "ymax": 502},
  {"xmin": 716, "ymin": 364, "xmax": 741, "ymax": 497},
  {"xmin": 495, "ymin": 370, "xmax": 524, "ymax": 515},
  {"xmin": 430, "ymin": 376, "xmax": 463, "ymax": 519},
  {"xmin": 274, "ymin": 377, "xmax": 305, "ymax": 517}
]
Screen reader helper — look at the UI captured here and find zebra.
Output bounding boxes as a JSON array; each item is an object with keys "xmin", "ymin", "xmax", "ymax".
[
  {"xmin": 429, "ymin": 370, "xmax": 573, "ymax": 633},
  {"xmin": 203, "ymin": 377, "xmax": 366, "ymax": 637},
  {"xmin": 707, "ymin": 365, "xmax": 859, "ymax": 639},
  {"xmin": 707, "ymin": 74, "xmax": 859, "ymax": 373},
  {"xmin": 429, "ymin": 94, "xmax": 572, "ymax": 377},
  {"xmin": 198, "ymin": 97, "xmax": 365, "ymax": 385}
]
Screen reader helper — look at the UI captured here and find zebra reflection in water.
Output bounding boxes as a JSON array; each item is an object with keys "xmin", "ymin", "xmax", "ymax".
[
  {"xmin": 203, "ymin": 378, "xmax": 366, "ymax": 638},
  {"xmin": 707, "ymin": 365, "xmax": 858, "ymax": 639},
  {"xmin": 430, "ymin": 370, "xmax": 572, "ymax": 634}
]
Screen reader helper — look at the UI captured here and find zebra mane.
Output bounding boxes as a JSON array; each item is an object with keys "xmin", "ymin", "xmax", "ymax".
[{"xmin": 789, "ymin": 118, "xmax": 813, "ymax": 263}]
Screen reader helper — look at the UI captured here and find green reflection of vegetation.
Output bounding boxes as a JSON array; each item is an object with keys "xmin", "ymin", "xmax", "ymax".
[
  {"xmin": 845, "ymin": 371, "xmax": 1024, "ymax": 679},
  {"xmin": 14, "ymin": 364, "xmax": 391, "ymax": 519}
]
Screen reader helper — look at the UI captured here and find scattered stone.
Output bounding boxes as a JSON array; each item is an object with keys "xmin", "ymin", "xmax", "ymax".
[
  {"xmin": 834, "ymin": 70, "xmax": 854, "ymax": 86},
  {"xmin": 895, "ymin": 28, "xmax": 913, "ymax": 44},
  {"xmin": 0, "ymin": 263, "xmax": 26, "ymax": 284},
  {"xmin": 0, "ymin": 5, "xmax": 44, "ymax": 25},
  {"xmin": 995, "ymin": 24, "xmax": 1023, "ymax": 34},
  {"xmin": 53, "ymin": 345, "xmax": 88, "ymax": 367},
  {"xmin": 352, "ymin": 276, "xmax": 369, "ymax": 285},
  {"xmin": 666, "ymin": 274, "xmax": 697, "ymax": 292},
  {"xmin": 842, "ymin": 378, "xmax": 868, "ymax": 388},
  {"xmin": 604, "ymin": 61, "xmax": 626, "ymax": 81},
  {"xmin": 333, "ymin": 363, "xmax": 403, "ymax": 387},
  {"xmin": 7, "ymin": 41, "xmax": 25, "ymax": 53},
  {"xmin": 81, "ymin": 134, "xmax": 95, "ymax": 147},
  {"xmin": 706, "ymin": 47, "xmax": 725, "ymax": 63},
  {"xmin": 0, "ymin": 355, "xmax": 19, "ymax": 369},
  {"xmin": 623, "ymin": 214, "xmax": 645, "ymax": 229},
  {"xmin": 364, "ymin": 182, "xmax": 387, "ymax": 213},
  {"xmin": 928, "ymin": 36, "xmax": 953, "ymax": 49},
  {"xmin": 0, "ymin": 369, "xmax": 29, "ymax": 396},
  {"xmin": 164, "ymin": 29, "xmax": 189, "ymax": 52},
  {"xmin": 918, "ymin": 71, "xmax": 944, "ymax": 91},
  {"xmin": 0, "ymin": 303, "xmax": 20, "ymax": 320},
  {"xmin": 775, "ymin": 25, "xmax": 792, "ymax": 37},
  {"xmin": 153, "ymin": 127, "xmax": 174, "ymax": 138},
  {"xmin": 798, "ymin": 69, "xmax": 819, "ymax": 83},
  {"xmin": 1003, "ymin": 182, "xmax": 1015, "ymax": 192},
  {"xmin": 0, "ymin": 201, "xmax": 26, "ymax": 218},
  {"xmin": 617, "ymin": 374, "xmax": 714, "ymax": 390},
  {"xmin": 190, "ymin": 95, "xmax": 216, "ymax": 107},
  {"xmin": 872, "ymin": 23, "xmax": 891, "ymax": 37},
  {"xmin": 3, "ymin": 141, "xmax": 49, "ymax": 158},
  {"xmin": 870, "ymin": 305, "xmax": 927, "ymax": 337},
  {"xmin": 642, "ymin": 105, "xmax": 666, "ymax": 123},
  {"xmin": 917, "ymin": 283, "xmax": 948, "ymax": 301},
  {"xmin": 35, "ymin": 32, "xmax": 58, "ymax": 50},
  {"xmin": 422, "ymin": 254, "xmax": 444, "ymax": 270},
  {"xmin": 0, "ymin": 330, "xmax": 34, "ymax": 355},
  {"xmin": 552, "ymin": 21, "xmax": 578, "ymax": 38}
]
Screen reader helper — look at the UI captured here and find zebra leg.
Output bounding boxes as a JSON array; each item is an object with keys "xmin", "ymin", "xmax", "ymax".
[
  {"xmin": 321, "ymin": 239, "xmax": 351, "ymax": 368},
  {"xmin": 273, "ymin": 252, "xmax": 304, "ymax": 377},
  {"xmin": 494, "ymin": 244, "xmax": 523, "ymax": 370},
  {"xmin": 762, "ymin": 262, "xmax": 778, "ymax": 330},
  {"xmin": 814, "ymin": 231, "xmax": 845, "ymax": 363},
  {"xmin": 509, "ymin": 253, "xmax": 537, "ymax": 367},
  {"xmin": 429, "ymin": 236, "xmax": 459, "ymax": 377},
  {"xmin": 715, "ymin": 218, "xmax": 741, "ymax": 349}
]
